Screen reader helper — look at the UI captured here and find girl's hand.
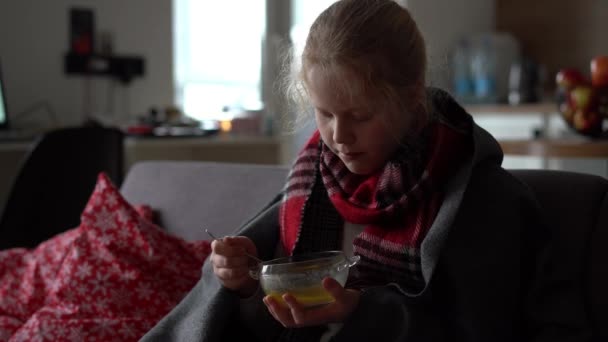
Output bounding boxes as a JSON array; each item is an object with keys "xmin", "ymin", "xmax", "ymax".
[
  {"xmin": 263, "ymin": 277, "xmax": 361, "ymax": 327},
  {"xmin": 210, "ymin": 236, "xmax": 259, "ymax": 297}
]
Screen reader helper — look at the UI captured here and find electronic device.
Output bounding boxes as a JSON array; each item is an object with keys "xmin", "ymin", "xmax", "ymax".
[{"xmin": 0, "ymin": 59, "xmax": 9, "ymax": 130}]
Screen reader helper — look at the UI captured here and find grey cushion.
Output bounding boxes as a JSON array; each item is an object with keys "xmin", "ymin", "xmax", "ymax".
[{"xmin": 120, "ymin": 161, "xmax": 288, "ymax": 241}]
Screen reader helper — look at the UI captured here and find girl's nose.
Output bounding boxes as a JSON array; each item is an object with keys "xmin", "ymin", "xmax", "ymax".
[{"xmin": 333, "ymin": 118, "xmax": 355, "ymax": 145}]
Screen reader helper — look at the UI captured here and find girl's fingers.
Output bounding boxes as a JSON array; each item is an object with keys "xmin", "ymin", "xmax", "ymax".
[
  {"xmin": 264, "ymin": 296, "xmax": 296, "ymax": 327},
  {"xmin": 224, "ymin": 236, "xmax": 259, "ymax": 258},
  {"xmin": 211, "ymin": 253, "xmax": 249, "ymax": 268},
  {"xmin": 283, "ymin": 294, "xmax": 309, "ymax": 326},
  {"xmin": 213, "ymin": 266, "xmax": 249, "ymax": 281},
  {"xmin": 322, "ymin": 277, "xmax": 346, "ymax": 302},
  {"xmin": 212, "ymin": 240, "xmax": 249, "ymax": 258}
]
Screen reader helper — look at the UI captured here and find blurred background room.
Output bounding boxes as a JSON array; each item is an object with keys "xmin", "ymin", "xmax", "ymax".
[{"xmin": 0, "ymin": 0, "xmax": 607, "ymax": 219}]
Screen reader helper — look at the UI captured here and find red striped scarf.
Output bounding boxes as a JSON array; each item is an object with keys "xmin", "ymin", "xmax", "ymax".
[{"xmin": 279, "ymin": 122, "xmax": 470, "ymax": 291}]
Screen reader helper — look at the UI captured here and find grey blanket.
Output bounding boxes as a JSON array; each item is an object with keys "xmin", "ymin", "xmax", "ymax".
[{"xmin": 141, "ymin": 89, "xmax": 591, "ymax": 341}]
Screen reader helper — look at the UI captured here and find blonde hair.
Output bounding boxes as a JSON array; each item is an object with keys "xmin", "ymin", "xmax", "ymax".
[{"xmin": 282, "ymin": 0, "xmax": 428, "ymax": 132}]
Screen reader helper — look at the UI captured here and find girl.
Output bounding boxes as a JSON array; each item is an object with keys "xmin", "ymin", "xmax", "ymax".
[{"xmin": 142, "ymin": 0, "xmax": 589, "ymax": 341}]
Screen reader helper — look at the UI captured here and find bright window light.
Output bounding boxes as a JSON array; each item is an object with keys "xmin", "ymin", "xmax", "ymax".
[{"xmin": 174, "ymin": 0, "xmax": 265, "ymax": 121}]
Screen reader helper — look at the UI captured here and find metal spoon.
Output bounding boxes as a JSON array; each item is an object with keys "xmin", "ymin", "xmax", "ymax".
[{"xmin": 205, "ymin": 229, "xmax": 263, "ymax": 264}]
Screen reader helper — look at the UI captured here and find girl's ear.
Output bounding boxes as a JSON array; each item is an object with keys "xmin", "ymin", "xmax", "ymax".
[{"xmin": 403, "ymin": 84, "xmax": 428, "ymax": 134}]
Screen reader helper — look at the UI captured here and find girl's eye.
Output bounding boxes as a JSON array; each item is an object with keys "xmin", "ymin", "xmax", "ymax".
[
  {"xmin": 316, "ymin": 109, "xmax": 333, "ymax": 118},
  {"xmin": 353, "ymin": 113, "xmax": 372, "ymax": 122}
]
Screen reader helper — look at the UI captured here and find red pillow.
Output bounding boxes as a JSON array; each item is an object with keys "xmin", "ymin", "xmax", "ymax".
[{"xmin": 0, "ymin": 173, "xmax": 211, "ymax": 341}]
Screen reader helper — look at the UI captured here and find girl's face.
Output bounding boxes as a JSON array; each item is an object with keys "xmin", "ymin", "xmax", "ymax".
[{"xmin": 307, "ymin": 65, "xmax": 417, "ymax": 175}]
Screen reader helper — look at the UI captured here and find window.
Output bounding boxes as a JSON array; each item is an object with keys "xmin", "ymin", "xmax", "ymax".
[
  {"xmin": 174, "ymin": 0, "xmax": 339, "ymax": 123},
  {"xmin": 174, "ymin": 0, "xmax": 266, "ymax": 121},
  {"xmin": 290, "ymin": 0, "xmax": 338, "ymax": 66}
]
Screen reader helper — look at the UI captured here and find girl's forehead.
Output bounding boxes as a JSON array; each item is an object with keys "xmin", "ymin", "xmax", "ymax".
[{"xmin": 306, "ymin": 65, "xmax": 369, "ymax": 106}]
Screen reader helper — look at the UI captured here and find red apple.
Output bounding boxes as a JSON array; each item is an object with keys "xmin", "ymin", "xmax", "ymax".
[
  {"xmin": 591, "ymin": 56, "xmax": 608, "ymax": 87},
  {"xmin": 573, "ymin": 110, "xmax": 602, "ymax": 135},
  {"xmin": 570, "ymin": 86, "xmax": 594, "ymax": 111},
  {"xmin": 597, "ymin": 89, "xmax": 608, "ymax": 118},
  {"xmin": 556, "ymin": 68, "xmax": 588, "ymax": 89}
]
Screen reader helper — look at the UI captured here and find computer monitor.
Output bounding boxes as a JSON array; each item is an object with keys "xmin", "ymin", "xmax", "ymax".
[{"xmin": 0, "ymin": 60, "xmax": 9, "ymax": 129}]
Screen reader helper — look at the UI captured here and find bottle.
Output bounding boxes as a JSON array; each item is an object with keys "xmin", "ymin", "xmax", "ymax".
[
  {"xmin": 452, "ymin": 39, "xmax": 473, "ymax": 103},
  {"xmin": 470, "ymin": 35, "xmax": 497, "ymax": 103}
]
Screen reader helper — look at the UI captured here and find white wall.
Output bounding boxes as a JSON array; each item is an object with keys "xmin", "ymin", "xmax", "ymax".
[
  {"xmin": 403, "ymin": 0, "xmax": 495, "ymax": 90},
  {"xmin": 0, "ymin": 0, "xmax": 172, "ymax": 128}
]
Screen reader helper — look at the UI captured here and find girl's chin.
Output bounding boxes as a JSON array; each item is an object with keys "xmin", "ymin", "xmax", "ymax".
[{"xmin": 341, "ymin": 159, "xmax": 379, "ymax": 176}]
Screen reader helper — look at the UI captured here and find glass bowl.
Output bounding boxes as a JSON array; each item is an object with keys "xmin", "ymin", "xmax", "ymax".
[{"xmin": 250, "ymin": 251, "xmax": 359, "ymax": 307}]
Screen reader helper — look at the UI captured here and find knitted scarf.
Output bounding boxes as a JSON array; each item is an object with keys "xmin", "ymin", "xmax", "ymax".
[{"xmin": 279, "ymin": 121, "xmax": 470, "ymax": 292}]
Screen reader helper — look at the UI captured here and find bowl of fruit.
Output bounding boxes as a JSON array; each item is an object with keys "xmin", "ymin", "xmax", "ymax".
[{"xmin": 556, "ymin": 56, "xmax": 608, "ymax": 138}]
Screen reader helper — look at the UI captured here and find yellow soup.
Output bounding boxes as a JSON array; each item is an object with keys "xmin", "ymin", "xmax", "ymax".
[{"xmin": 266, "ymin": 285, "xmax": 335, "ymax": 307}]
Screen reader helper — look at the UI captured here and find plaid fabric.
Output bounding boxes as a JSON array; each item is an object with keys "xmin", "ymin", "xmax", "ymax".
[{"xmin": 281, "ymin": 123, "xmax": 469, "ymax": 293}]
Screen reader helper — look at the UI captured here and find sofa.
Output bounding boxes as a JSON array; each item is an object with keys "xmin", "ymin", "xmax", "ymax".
[{"xmin": 120, "ymin": 160, "xmax": 608, "ymax": 339}]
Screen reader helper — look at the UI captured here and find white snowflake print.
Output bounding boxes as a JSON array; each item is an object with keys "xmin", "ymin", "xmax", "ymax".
[
  {"xmin": 70, "ymin": 246, "xmax": 83, "ymax": 260},
  {"xmin": 75, "ymin": 262, "xmax": 92, "ymax": 280},
  {"xmin": 62, "ymin": 288, "xmax": 78, "ymax": 303},
  {"xmin": 98, "ymin": 232, "xmax": 114, "ymax": 246},
  {"xmin": 86, "ymin": 228, "xmax": 100, "ymax": 241},
  {"xmin": 111, "ymin": 285, "xmax": 132, "ymax": 311},
  {"xmin": 94, "ymin": 207, "xmax": 116, "ymax": 231},
  {"xmin": 1, "ymin": 295, "xmax": 17, "ymax": 309},
  {"xmin": 132, "ymin": 234, "xmax": 147, "ymax": 249},
  {"xmin": 46, "ymin": 248, "xmax": 65, "ymax": 265},
  {"xmin": 116, "ymin": 236, "xmax": 133, "ymax": 250},
  {"xmin": 48, "ymin": 278, "xmax": 63, "ymax": 294},
  {"xmin": 39, "ymin": 320, "xmax": 59, "ymax": 341},
  {"xmin": 92, "ymin": 299, "xmax": 108, "ymax": 313},
  {"xmin": 109, "ymin": 263, "xmax": 123, "ymax": 277},
  {"xmin": 117, "ymin": 224, "xmax": 134, "ymax": 240},
  {"xmin": 96, "ymin": 247, "xmax": 114, "ymax": 263},
  {"xmin": 95, "ymin": 179, "xmax": 108, "ymax": 192},
  {"xmin": 116, "ymin": 208, "xmax": 133, "ymax": 227},
  {"xmin": 75, "ymin": 282, "xmax": 90, "ymax": 297},
  {"xmin": 78, "ymin": 300, "xmax": 93, "ymax": 314},
  {"xmin": 122, "ymin": 269, "xmax": 138, "ymax": 282},
  {"xmin": 20, "ymin": 277, "xmax": 36, "ymax": 297},
  {"xmin": 133, "ymin": 306, "xmax": 148, "ymax": 318},
  {"xmin": 92, "ymin": 193, "xmax": 103, "ymax": 207},
  {"xmin": 105, "ymin": 192, "xmax": 119, "ymax": 207},
  {"xmin": 135, "ymin": 283, "xmax": 154, "ymax": 301},
  {"xmin": 10, "ymin": 265, "xmax": 27, "ymax": 281},
  {"xmin": 84, "ymin": 203, "xmax": 96, "ymax": 215},
  {"xmin": 67, "ymin": 326, "xmax": 84, "ymax": 342},
  {"xmin": 89, "ymin": 272, "xmax": 111, "ymax": 296},
  {"xmin": 118, "ymin": 321, "xmax": 138, "ymax": 339},
  {"xmin": 55, "ymin": 324, "xmax": 68, "ymax": 339},
  {"xmin": 39, "ymin": 265, "xmax": 57, "ymax": 282}
]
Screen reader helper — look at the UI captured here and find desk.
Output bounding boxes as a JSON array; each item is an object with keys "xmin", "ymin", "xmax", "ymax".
[{"xmin": 0, "ymin": 134, "xmax": 284, "ymax": 213}]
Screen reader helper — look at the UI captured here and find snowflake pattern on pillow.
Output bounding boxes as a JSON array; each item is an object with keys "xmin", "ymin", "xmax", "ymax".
[{"xmin": 0, "ymin": 173, "xmax": 211, "ymax": 341}]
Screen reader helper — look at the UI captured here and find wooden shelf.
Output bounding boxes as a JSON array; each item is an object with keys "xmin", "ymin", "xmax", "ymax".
[{"xmin": 499, "ymin": 138, "xmax": 608, "ymax": 158}]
